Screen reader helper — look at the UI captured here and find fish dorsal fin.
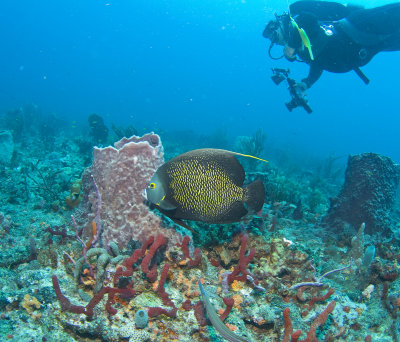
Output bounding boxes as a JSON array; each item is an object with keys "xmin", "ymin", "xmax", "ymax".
[{"xmin": 222, "ymin": 150, "xmax": 269, "ymax": 164}]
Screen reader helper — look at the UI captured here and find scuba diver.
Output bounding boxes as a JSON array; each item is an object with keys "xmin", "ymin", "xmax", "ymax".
[{"xmin": 263, "ymin": 1, "xmax": 400, "ymax": 91}]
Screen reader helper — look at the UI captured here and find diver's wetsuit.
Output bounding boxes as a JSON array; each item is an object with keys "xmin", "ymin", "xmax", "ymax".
[{"xmin": 287, "ymin": 1, "xmax": 400, "ymax": 88}]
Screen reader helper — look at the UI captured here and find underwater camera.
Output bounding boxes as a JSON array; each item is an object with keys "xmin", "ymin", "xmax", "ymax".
[{"xmin": 271, "ymin": 68, "xmax": 312, "ymax": 114}]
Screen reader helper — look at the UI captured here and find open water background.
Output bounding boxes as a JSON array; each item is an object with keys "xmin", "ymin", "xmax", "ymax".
[{"xmin": 0, "ymin": 0, "xmax": 399, "ymax": 162}]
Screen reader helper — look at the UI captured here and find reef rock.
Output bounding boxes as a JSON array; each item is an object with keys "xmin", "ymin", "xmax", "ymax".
[
  {"xmin": 322, "ymin": 153, "xmax": 400, "ymax": 234},
  {"xmin": 78, "ymin": 133, "xmax": 182, "ymax": 249},
  {"xmin": 0, "ymin": 130, "xmax": 14, "ymax": 166}
]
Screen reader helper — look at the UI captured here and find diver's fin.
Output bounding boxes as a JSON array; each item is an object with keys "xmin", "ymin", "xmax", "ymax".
[
  {"xmin": 290, "ymin": 1, "xmax": 360, "ymax": 21},
  {"xmin": 245, "ymin": 179, "xmax": 265, "ymax": 212}
]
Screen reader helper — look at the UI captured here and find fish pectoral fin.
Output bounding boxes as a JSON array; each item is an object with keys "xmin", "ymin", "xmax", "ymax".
[{"xmin": 158, "ymin": 199, "xmax": 177, "ymax": 210}]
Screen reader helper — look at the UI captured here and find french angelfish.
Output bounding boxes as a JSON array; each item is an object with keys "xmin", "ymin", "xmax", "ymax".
[{"xmin": 144, "ymin": 148, "xmax": 266, "ymax": 224}]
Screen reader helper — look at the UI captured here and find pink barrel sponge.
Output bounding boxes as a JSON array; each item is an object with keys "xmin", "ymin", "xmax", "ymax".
[{"xmin": 79, "ymin": 133, "xmax": 182, "ymax": 249}]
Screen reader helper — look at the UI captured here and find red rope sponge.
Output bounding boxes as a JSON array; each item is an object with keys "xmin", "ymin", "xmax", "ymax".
[
  {"xmin": 52, "ymin": 275, "xmax": 136, "ymax": 317},
  {"xmin": 52, "ymin": 275, "xmax": 85, "ymax": 314},
  {"xmin": 114, "ymin": 235, "xmax": 156, "ymax": 285},
  {"xmin": 281, "ymin": 301, "xmax": 336, "ymax": 342},
  {"xmin": 301, "ymin": 300, "xmax": 336, "ymax": 342},
  {"xmin": 148, "ymin": 263, "xmax": 178, "ymax": 318},
  {"xmin": 227, "ymin": 234, "xmax": 258, "ymax": 284},
  {"xmin": 304, "ymin": 288, "xmax": 335, "ymax": 311},
  {"xmin": 178, "ymin": 235, "xmax": 202, "ymax": 267},
  {"xmin": 141, "ymin": 234, "xmax": 166, "ymax": 282},
  {"xmin": 219, "ymin": 297, "xmax": 234, "ymax": 322},
  {"xmin": 282, "ymin": 308, "xmax": 293, "ymax": 342},
  {"xmin": 193, "ymin": 301, "xmax": 208, "ymax": 326}
]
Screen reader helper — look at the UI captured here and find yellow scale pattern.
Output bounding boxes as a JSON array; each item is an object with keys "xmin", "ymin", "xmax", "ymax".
[{"xmin": 168, "ymin": 158, "xmax": 244, "ymax": 218}]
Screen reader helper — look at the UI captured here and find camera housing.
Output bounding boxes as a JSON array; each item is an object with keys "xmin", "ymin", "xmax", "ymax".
[
  {"xmin": 270, "ymin": 68, "xmax": 312, "ymax": 114},
  {"xmin": 286, "ymin": 97, "xmax": 312, "ymax": 114},
  {"xmin": 271, "ymin": 68, "xmax": 289, "ymax": 85}
]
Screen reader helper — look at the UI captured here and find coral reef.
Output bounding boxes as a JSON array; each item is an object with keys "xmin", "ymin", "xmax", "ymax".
[
  {"xmin": 0, "ymin": 130, "xmax": 14, "ymax": 166},
  {"xmin": 0, "ymin": 111, "xmax": 399, "ymax": 342},
  {"xmin": 88, "ymin": 113, "xmax": 109, "ymax": 145},
  {"xmin": 65, "ymin": 179, "xmax": 82, "ymax": 209},
  {"xmin": 112, "ymin": 123, "xmax": 138, "ymax": 140},
  {"xmin": 234, "ymin": 129, "xmax": 267, "ymax": 171}
]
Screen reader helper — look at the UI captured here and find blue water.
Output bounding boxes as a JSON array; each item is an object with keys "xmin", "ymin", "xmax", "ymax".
[
  {"xmin": 1, "ymin": 2, "xmax": 400, "ymax": 341},
  {"xmin": 1, "ymin": 0, "xmax": 399, "ymax": 162}
]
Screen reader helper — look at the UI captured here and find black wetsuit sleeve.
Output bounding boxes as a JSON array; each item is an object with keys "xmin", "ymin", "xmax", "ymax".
[{"xmin": 302, "ymin": 65, "xmax": 323, "ymax": 88}]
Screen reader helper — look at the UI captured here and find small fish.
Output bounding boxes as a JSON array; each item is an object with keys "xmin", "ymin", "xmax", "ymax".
[
  {"xmin": 198, "ymin": 280, "xmax": 249, "ymax": 342},
  {"xmin": 145, "ymin": 148, "xmax": 266, "ymax": 224},
  {"xmin": 291, "ymin": 17, "xmax": 314, "ymax": 60}
]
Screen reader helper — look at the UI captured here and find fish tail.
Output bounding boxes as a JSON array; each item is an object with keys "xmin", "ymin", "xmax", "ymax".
[{"xmin": 244, "ymin": 179, "xmax": 265, "ymax": 212}]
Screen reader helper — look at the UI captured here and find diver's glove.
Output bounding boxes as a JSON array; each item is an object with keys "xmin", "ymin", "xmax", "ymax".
[
  {"xmin": 293, "ymin": 81, "xmax": 308, "ymax": 98},
  {"xmin": 298, "ymin": 80, "xmax": 309, "ymax": 90}
]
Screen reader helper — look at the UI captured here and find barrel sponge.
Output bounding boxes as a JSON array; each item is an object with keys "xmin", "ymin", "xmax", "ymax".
[
  {"xmin": 134, "ymin": 309, "xmax": 149, "ymax": 329},
  {"xmin": 322, "ymin": 152, "xmax": 400, "ymax": 234},
  {"xmin": 77, "ymin": 133, "xmax": 183, "ymax": 249}
]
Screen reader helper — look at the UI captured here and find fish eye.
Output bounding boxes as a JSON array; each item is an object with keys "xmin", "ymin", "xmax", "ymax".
[{"xmin": 149, "ymin": 182, "xmax": 156, "ymax": 189}]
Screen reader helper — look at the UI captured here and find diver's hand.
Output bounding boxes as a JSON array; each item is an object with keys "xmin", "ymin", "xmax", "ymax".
[
  {"xmin": 284, "ymin": 45, "xmax": 296, "ymax": 62},
  {"xmin": 295, "ymin": 81, "xmax": 308, "ymax": 91},
  {"xmin": 292, "ymin": 81, "xmax": 308, "ymax": 98}
]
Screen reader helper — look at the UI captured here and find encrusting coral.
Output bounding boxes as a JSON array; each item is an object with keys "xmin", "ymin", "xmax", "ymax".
[{"xmin": 21, "ymin": 294, "xmax": 41, "ymax": 314}]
